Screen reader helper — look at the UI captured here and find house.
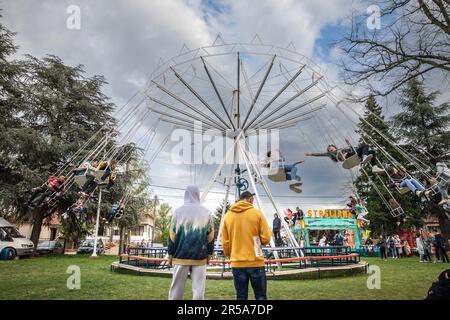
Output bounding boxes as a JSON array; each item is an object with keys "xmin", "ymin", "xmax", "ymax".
[{"xmin": 18, "ymin": 214, "xmax": 61, "ymax": 241}]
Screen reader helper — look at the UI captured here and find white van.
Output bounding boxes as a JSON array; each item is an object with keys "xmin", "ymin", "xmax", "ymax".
[{"xmin": 0, "ymin": 217, "xmax": 34, "ymax": 260}]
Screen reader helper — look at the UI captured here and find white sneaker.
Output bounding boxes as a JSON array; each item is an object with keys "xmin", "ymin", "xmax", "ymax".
[
  {"xmin": 371, "ymin": 165, "xmax": 384, "ymax": 173},
  {"xmin": 361, "ymin": 154, "xmax": 373, "ymax": 165}
]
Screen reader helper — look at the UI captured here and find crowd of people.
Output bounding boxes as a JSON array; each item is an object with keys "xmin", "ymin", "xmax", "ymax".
[{"xmin": 375, "ymin": 232, "xmax": 449, "ymax": 263}]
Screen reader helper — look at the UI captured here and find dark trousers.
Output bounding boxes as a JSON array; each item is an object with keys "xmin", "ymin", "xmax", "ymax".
[
  {"xmin": 273, "ymin": 230, "xmax": 281, "ymax": 246},
  {"xmin": 356, "ymin": 145, "xmax": 377, "ymax": 166},
  {"xmin": 423, "ymin": 249, "xmax": 432, "ymax": 262},
  {"xmin": 437, "ymin": 246, "xmax": 449, "ymax": 263},
  {"xmin": 380, "ymin": 247, "xmax": 387, "ymax": 259},
  {"xmin": 232, "ymin": 267, "xmax": 267, "ymax": 300}
]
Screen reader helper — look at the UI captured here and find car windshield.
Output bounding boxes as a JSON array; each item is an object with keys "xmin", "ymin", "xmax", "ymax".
[
  {"xmin": 81, "ymin": 239, "xmax": 102, "ymax": 247},
  {"xmin": 38, "ymin": 241, "xmax": 52, "ymax": 246},
  {"xmin": 82, "ymin": 240, "xmax": 94, "ymax": 247},
  {"xmin": 1, "ymin": 227, "xmax": 25, "ymax": 238}
]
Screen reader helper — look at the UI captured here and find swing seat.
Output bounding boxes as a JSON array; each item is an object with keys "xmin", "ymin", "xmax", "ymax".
[
  {"xmin": 390, "ymin": 206, "xmax": 404, "ymax": 218},
  {"xmin": 398, "ymin": 187, "xmax": 411, "ymax": 195},
  {"xmin": 74, "ymin": 168, "xmax": 97, "ymax": 188},
  {"xmin": 94, "ymin": 170, "xmax": 107, "ymax": 181},
  {"xmin": 342, "ymin": 154, "xmax": 361, "ymax": 169},
  {"xmin": 267, "ymin": 161, "xmax": 286, "ymax": 182}
]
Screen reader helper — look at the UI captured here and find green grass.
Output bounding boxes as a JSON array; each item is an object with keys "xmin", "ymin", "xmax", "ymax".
[{"xmin": 0, "ymin": 255, "xmax": 448, "ymax": 300}]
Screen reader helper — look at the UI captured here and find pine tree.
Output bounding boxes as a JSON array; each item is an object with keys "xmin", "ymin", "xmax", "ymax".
[
  {"xmin": 393, "ymin": 79, "xmax": 450, "ymax": 164},
  {"xmin": 354, "ymin": 95, "xmax": 423, "ymax": 236},
  {"xmin": 213, "ymin": 201, "xmax": 230, "ymax": 239},
  {"xmin": 392, "ymin": 79, "xmax": 450, "ymax": 241}
]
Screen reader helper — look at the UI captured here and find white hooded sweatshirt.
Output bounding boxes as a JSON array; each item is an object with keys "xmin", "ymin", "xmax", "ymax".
[{"xmin": 168, "ymin": 185, "xmax": 215, "ymax": 265}]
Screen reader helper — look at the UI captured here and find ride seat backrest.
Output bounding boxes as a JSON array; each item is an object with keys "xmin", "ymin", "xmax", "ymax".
[
  {"xmin": 95, "ymin": 170, "xmax": 107, "ymax": 181},
  {"xmin": 398, "ymin": 187, "xmax": 411, "ymax": 194},
  {"xmin": 390, "ymin": 206, "xmax": 404, "ymax": 218},
  {"xmin": 74, "ymin": 168, "xmax": 96, "ymax": 188},
  {"xmin": 268, "ymin": 160, "xmax": 286, "ymax": 182},
  {"xmin": 342, "ymin": 154, "xmax": 361, "ymax": 170}
]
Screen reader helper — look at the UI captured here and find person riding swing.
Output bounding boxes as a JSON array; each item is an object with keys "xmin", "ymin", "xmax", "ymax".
[
  {"xmin": 27, "ymin": 175, "xmax": 65, "ymax": 208},
  {"xmin": 305, "ymin": 139, "xmax": 384, "ymax": 173},
  {"xmin": 386, "ymin": 166, "xmax": 431, "ymax": 200},
  {"xmin": 80, "ymin": 159, "xmax": 117, "ymax": 196},
  {"xmin": 261, "ymin": 149, "xmax": 304, "ymax": 193}
]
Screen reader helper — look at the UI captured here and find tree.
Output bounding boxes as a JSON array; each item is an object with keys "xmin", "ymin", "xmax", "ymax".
[
  {"xmin": 392, "ymin": 79, "xmax": 450, "ymax": 163},
  {"xmin": 354, "ymin": 94, "xmax": 423, "ymax": 236},
  {"xmin": 155, "ymin": 203, "xmax": 172, "ymax": 246},
  {"xmin": 392, "ymin": 79, "xmax": 450, "ymax": 240},
  {"xmin": 338, "ymin": 0, "xmax": 450, "ymax": 98},
  {"xmin": 213, "ymin": 200, "xmax": 230, "ymax": 239},
  {"xmin": 0, "ymin": 49, "xmax": 116, "ymax": 249}
]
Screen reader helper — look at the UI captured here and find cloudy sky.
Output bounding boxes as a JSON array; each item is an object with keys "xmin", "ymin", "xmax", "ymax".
[{"xmin": 3, "ymin": 0, "xmax": 434, "ymax": 216}]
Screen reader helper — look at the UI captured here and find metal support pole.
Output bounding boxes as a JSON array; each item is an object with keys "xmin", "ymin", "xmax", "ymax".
[
  {"xmin": 240, "ymin": 141, "xmax": 302, "ymax": 256},
  {"xmin": 201, "ymin": 56, "xmax": 236, "ymax": 130},
  {"xmin": 91, "ymin": 188, "xmax": 102, "ymax": 257},
  {"xmin": 215, "ymin": 165, "xmax": 234, "ymax": 250},
  {"xmin": 244, "ymin": 65, "xmax": 305, "ymax": 131}
]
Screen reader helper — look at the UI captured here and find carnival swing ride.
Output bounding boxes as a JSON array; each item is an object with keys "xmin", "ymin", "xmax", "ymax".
[{"xmin": 26, "ymin": 37, "xmax": 450, "ymax": 271}]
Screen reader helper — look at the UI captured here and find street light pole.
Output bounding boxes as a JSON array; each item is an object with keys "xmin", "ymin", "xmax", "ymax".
[{"xmin": 91, "ymin": 188, "xmax": 102, "ymax": 258}]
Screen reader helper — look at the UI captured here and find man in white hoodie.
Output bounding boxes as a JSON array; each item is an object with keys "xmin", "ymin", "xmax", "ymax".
[{"xmin": 168, "ymin": 185, "xmax": 214, "ymax": 300}]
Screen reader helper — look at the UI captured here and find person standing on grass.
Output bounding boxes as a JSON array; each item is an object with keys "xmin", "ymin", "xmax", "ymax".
[
  {"xmin": 416, "ymin": 234, "xmax": 428, "ymax": 263},
  {"xmin": 272, "ymin": 213, "xmax": 282, "ymax": 246},
  {"xmin": 378, "ymin": 235, "xmax": 388, "ymax": 260},
  {"xmin": 435, "ymin": 233, "xmax": 449, "ymax": 263},
  {"xmin": 167, "ymin": 185, "xmax": 214, "ymax": 300},
  {"xmin": 221, "ymin": 191, "xmax": 272, "ymax": 300},
  {"xmin": 394, "ymin": 235, "xmax": 403, "ymax": 258},
  {"xmin": 428, "ymin": 234, "xmax": 438, "ymax": 263}
]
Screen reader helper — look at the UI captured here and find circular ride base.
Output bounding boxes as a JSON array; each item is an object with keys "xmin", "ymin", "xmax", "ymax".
[{"xmin": 110, "ymin": 246, "xmax": 369, "ymax": 280}]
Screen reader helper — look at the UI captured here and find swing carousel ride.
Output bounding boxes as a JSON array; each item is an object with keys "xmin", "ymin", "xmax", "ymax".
[{"xmin": 25, "ymin": 36, "xmax": 450, "ymax": 277}]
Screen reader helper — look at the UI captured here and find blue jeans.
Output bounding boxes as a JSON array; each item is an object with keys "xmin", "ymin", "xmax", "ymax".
[
  {"xmin": 232, "ymin": 267, "xmax": 267, "ymax": 300},
  {"xmin": 400, "ymin": 178, "xmax": 425, "ymax": 192},
  {"xmin": 284, "ymin": 165, "xmax": 301, "ymax": 182}
]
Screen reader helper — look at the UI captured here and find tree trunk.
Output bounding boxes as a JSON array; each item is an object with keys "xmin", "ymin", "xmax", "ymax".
[
  {"xmin": 118, "ymin": 225, "xmax": 124, "ymax": 255},
  {"xmin": 62, "ymin": 238, "xmax": 67, "ymax": 254},
  {"xmin": 30, "ymin": 209, "xmax": 44, "ymax": 254},
  {"xmin": 438, "ymin": 213, "xmax": 450, "ymax": 250},
  {"xmin": 109, "ymin": 226, "xmax": 113, "ymax": 243}
]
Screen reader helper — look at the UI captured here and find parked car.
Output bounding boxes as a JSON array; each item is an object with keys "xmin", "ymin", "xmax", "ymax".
[
  {"xmin": 0, "ymin": 217, "xmax": 34, "ymax": 260},
  {"xmin": 77, "ymin": 239, "xmax": 104, "ymax": 255},
  {"xmin": 36, "ymin": 240, "xmax": 65, "ymax": 254}
]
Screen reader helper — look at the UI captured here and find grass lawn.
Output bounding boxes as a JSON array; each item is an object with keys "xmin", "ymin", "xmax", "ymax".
[{"xmin": 0, "ymin": 255, "xmax": 448, "ymax": 300}]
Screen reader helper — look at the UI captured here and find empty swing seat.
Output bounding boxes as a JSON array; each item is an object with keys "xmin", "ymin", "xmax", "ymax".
[
  {"xmin": 267, "ymin": 161, "xmax": 286, "ymax": 182},
  {"xmin": 390, "ymin": 206, "xmax": 404, "ymax": 218}
]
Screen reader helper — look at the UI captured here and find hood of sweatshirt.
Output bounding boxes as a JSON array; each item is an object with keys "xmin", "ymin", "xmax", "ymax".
[
  {"xmin": 184, "ymin": 185, "xmax": 201, "ymax": 205},
  {"xmin": 229, "ymin": 200, "xmax": 254, "ymax": 213}
]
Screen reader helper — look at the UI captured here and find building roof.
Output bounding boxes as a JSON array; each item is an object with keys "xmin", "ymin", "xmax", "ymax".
[{"xmin": 0, "ymin": 217, "xmax": 15, "ymax": 227}]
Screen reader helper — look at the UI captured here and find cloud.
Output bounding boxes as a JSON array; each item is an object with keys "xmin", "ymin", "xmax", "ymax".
[{"xmin": 2, "ymin": 0, "xmax": 364, "ymax": 214}]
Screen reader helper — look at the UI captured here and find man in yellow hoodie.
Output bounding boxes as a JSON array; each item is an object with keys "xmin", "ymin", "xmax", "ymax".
[{"xmin": 221, "ymin": 191, "xmax": 272, "ymax": 300}]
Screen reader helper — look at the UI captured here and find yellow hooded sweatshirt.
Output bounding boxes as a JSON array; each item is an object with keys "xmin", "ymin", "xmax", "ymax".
[{"xmin": 221, "ymin": 200, "xmax": 272, "ymax": 268}]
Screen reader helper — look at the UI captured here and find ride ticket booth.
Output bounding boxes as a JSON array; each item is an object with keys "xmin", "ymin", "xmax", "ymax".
[{"xmin": 299, "ymin": 209, "xmax": 362, "ymax": 248}]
